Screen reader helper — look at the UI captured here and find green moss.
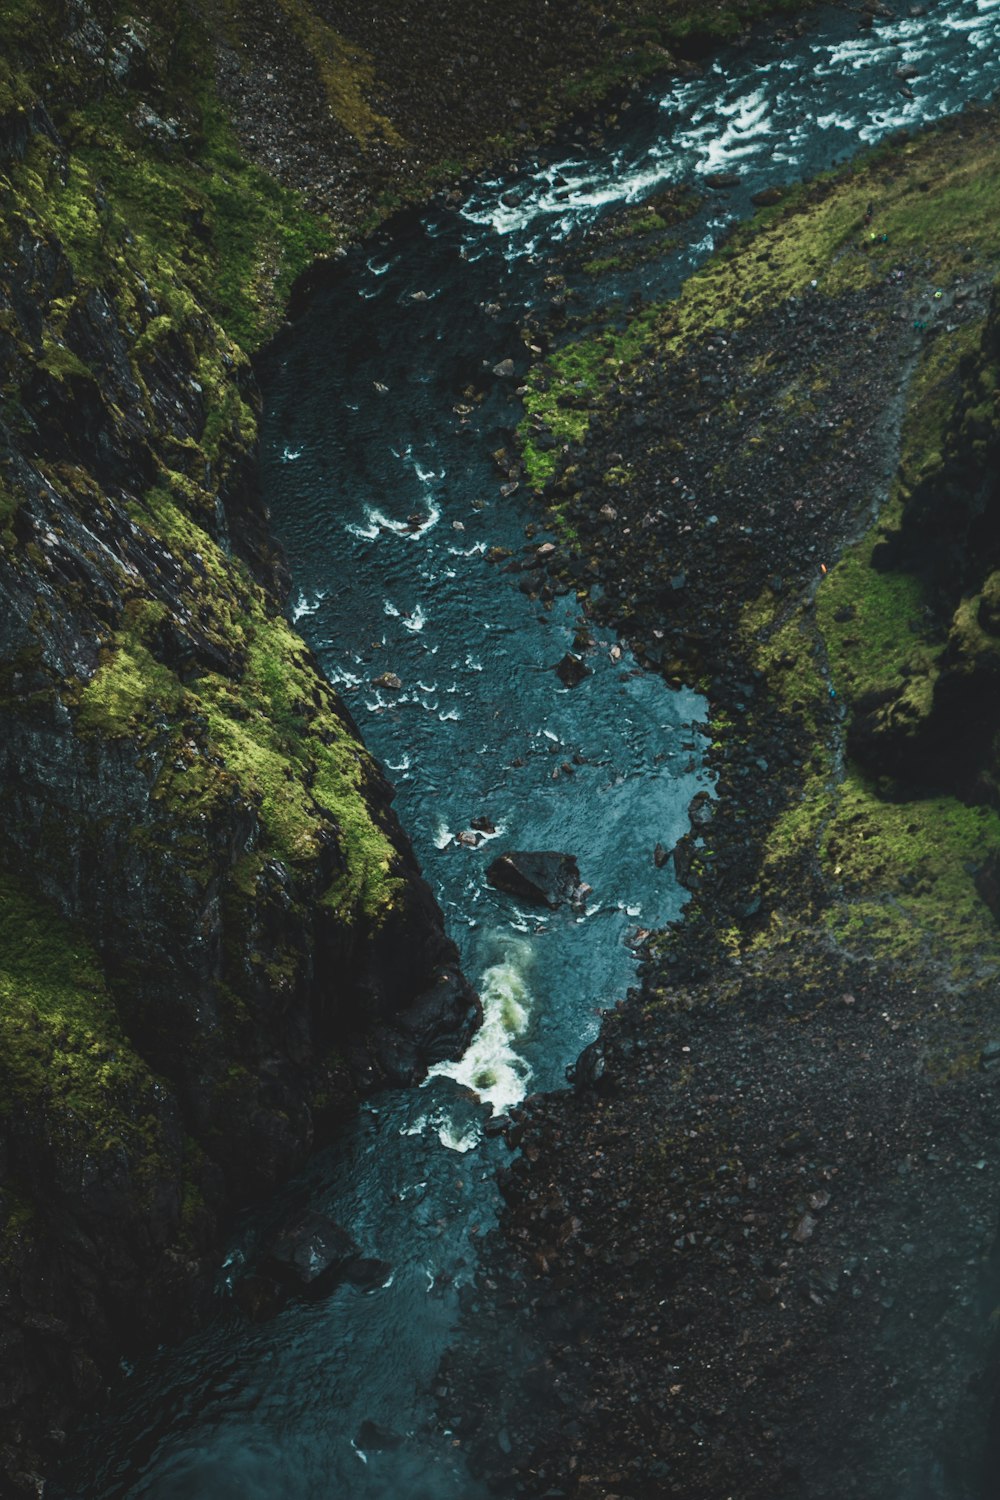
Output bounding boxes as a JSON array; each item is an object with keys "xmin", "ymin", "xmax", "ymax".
[
  {"xmin": 72, "ymin": 477, "xmax": 403, "ymax": 921},
  {"xmin": 75, "ymin": 599, "xmax": 185, "ymax": 738},
  {"xmin": 272, "ymin": 0, "xmax": 403, "ymax": 146},
  {"xmin": 821, "ymin": 774, "xmax": 1000, "ymax": 964},
  {"xmin": 197, "ymin": 612, "xmax": 403, "ymax": 919},
  {"xmin": 817, "ymin": 546, "xmax": 933, "ymax": 700},
  {"xmin": 0, "ymin": 869, "xmax": 173, "ymax": 1172},
  {"xmin": 523, "ymin": 110, "xmax": 1000, "ymax": 495}
]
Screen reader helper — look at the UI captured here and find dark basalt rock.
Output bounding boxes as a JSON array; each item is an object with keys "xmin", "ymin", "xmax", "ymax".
[
  {"xmin": 343, "ymin": 1256, "xmax": 393, "ymax": 1290},
  {"xmin": 232, "ymin": 1274, "xmax": 286, "ymax": 1323},
  {"xmin": 555, "ymin": 651, "xmax": 591, "ymax": 687},
  {"xmin": 486, "ymin": 851, "xmax": 581, "ymax": 908},
  {"xmin": 263, "ymin": 1212, "xmax": 358, "ymax": 1291}
]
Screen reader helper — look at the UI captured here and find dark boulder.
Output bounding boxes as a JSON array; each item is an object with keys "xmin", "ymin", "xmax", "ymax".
[
  {"xmin": 556, "ymin": 652, "xmax": 591, "ymax": 687},
  {"xmin": 357, "ymin": 1419, "xmax": 404, "ymax": 1451},
  {"xmin": 232, "ymin": 1274, "xmax": 286, "ymax": 1323},
  {"xmin": 486, "ymin": 851, "xmax": 582, "ymax": 908},
  {"xmin": 671, "ymin": 832, "xmax": 697, "ymax": 888},
  {"xmin": 343, "ymin": 1257, "xmax": 393, "ymax": 1290},
  {"xmin": 263, "ymin": 1212, "xmax": 357, "ymax": 1294}
]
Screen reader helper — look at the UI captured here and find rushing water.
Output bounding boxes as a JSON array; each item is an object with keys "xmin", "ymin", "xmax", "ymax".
[{"xmin": 60, "ymin": 3, "xmax": 1000, "ymax": 1495}]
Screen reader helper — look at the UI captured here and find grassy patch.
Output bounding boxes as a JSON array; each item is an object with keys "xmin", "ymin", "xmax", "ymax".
[
  {"xmin": 522, "ymin": 109, "xmax": 1000, "ymax": 496},
  {"xmin": 822, "ymin": 774, "xmax": 1000, "ymax": 965},
  {"xmin": 273, "ymin": 0, "xmax": 403, "ymax": 147}
]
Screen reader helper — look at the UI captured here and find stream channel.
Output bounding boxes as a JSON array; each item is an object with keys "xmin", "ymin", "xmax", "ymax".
[{"xmin": 62, "ymin": 2, "xmax": 1000, "ymax": 1494}]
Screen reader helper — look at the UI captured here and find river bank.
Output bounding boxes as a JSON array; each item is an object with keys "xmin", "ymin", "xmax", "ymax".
[{"xmin": 446, "ymin": 101, "xmax": 1000, "ymax": 1497}]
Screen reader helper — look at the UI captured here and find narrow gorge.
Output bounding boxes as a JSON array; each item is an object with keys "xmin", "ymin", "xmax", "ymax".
[{"xmin": 2, "ymin": 1, "xmax": 1000, "ymax": 1497}]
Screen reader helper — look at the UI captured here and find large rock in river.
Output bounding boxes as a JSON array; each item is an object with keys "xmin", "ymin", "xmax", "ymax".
[
  {"xmin": 486, "ymin": 851, "xmax": 581, "ymax": 908},
  {"xmin": 263, "ymin": 1211, "xmax": 358, "ymax": 1292}
]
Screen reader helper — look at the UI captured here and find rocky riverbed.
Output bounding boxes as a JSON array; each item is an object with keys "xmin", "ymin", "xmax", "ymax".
[{"xmin": 443, "ymin": 102, "xmax": 1000, "ymax": 1498}]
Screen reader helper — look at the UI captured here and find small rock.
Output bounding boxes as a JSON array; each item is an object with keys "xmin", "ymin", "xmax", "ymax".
[
  {"xmin": 792, "ymin": 1213, "xmax": 818, "ymax": 1244},
  {"xmin": 704, "ymin": 171, "xmax": 741, "ymax": 190},
  {"xmin": 343, "ymin": 1257, "xmax": 392, "ymax": 1290},
  {"xmin": 357, "ymin": 1419, "xmax": 403, "ymax": 1451},
  {"xmin": 493, "ymin": 358, "xmax": 516, "ymax": 378},
  {"xmin": 374, "ymin": 672, "xmax": 402, "ymax": 691},
  {"xmin": 654, "ymin": 843, "xmax": 669, "ymax": 869},
  {"xmin": 264, "ymin": 1212, "xmax": 357, "ymax": 1289},
  {"xmin": 556, "ymin": 653, "xmax": 590, "ymax": 688}
]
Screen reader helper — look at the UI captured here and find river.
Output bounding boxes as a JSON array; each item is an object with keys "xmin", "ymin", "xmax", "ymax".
[{"xmin": 58, "ymin": 2, "xmax": 1000, "ymax": 1494}]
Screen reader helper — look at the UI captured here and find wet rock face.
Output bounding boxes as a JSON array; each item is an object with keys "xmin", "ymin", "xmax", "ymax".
[
  {"xmin": 0, "ymin": 17, "xmax": 475, "ymax": 1486},
  {"xmin": 263, "ymin": 1212, "xmax": 358, "ymax": 1289}
]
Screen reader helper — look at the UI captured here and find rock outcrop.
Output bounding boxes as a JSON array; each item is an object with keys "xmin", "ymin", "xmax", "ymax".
[{"xmin": 0, "ymin": 3, "xmax": 479, "ymax": 1482}]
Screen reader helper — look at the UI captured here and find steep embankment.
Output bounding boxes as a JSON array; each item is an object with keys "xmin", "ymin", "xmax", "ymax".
[
  {"xmin": 448, "ymin": 110, "xmax": 1000, "ymax": 1497},
  {"xmin": 0, "ymin": 0, "xmax": 822, "ymax": 1488},
  {"xmin": 0, "ymin": 3, "xmax": 479, "ymax": 1483}
]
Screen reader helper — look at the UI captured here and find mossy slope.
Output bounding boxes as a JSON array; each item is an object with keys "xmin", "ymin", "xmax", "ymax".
[{"xmin": 0, "ymin": 2, "xmax": 474, "ymax": 1481}]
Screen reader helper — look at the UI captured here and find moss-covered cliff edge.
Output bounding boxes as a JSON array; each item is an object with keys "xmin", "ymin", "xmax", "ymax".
[{"xmin": 0, "ymin": 4, "xmax": 480, "ymax": 1485}]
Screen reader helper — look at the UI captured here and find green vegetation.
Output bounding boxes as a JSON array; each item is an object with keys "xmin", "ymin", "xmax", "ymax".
[
  {"xmin": 0, "ymin": 869, "xmax": 174, "ymax": 1179},
  {"xmin": 754, "ymin": 297, "xmax": 1000, "ymax": 971},
  {"xmin": 522, "ymin": 110, "xmax": 1000, "ymax": 489},
  {"xmin": 73, "ymin": 483, "xmax": 403, "ymax": 921},
  {"xmin": 272, "ymin": 0, "xmax": 403, "ymax": 146}
]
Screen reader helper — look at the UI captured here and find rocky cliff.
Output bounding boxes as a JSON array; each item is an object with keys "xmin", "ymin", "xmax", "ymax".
[{"xmin": 0, "ymin": 1, "xmax": 465, "ymax": 1483}]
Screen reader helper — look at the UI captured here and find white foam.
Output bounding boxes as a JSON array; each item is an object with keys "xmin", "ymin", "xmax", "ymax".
[
  {"xmin": 366, "ymin": 254, "xmax": 397, "ymax": 277},
  {"xmin": 428, "ymin": 937, "xmax": 535, "ymax": 1113},
  {"xmin": 437, "ymin": 1118, "xmax": 481, "ymax": 1153},
  {"xmin": 280, "ymin": 445, "xmax": 302, "ymax": 463},
  {"xmin": 347, "ymin": 502, "xmax": 442, "ymax": 540},
  {"xmin": 290, "ymin": 588, "xmax": 325, "ymax": 623}
]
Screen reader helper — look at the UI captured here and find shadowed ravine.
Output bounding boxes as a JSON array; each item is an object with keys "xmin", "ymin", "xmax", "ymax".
[{"xmin": 58, "ymin": 3, "xmax": 1000, "ymax": 1495}]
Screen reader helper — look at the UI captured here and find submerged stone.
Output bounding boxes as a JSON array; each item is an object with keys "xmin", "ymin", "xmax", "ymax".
[{"xmin": 555, "ymin": 652, "xmax": 591, "ymax": 687}]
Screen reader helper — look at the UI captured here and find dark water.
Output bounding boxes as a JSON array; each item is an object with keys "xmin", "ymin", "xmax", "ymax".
[{"xmin": 62, "ymin": 3, "xmax": 1000, "ymax": 1494}]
